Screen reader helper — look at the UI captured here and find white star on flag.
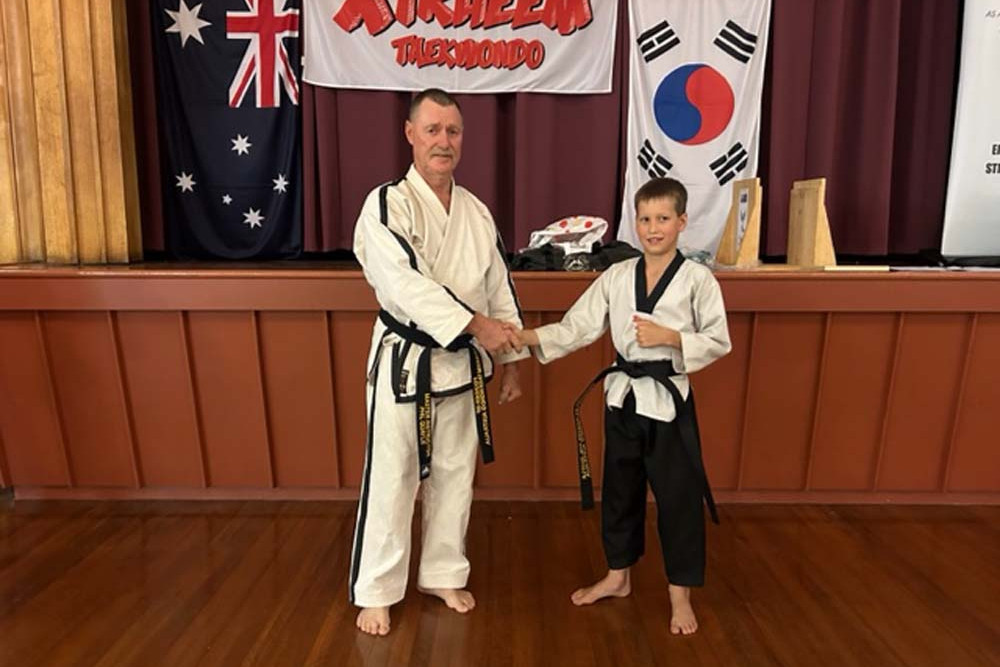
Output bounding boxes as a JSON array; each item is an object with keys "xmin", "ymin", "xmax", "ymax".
[
  {"xmin": 231, "ymin": 134, "xmax": 251, "ymax": 155},
  {"xmin": 175, "ymin": 172, "xmax": 196, "ymax": 192},
  {"xmin": 222, "ymin": 194, "xmax": 232, "ymax": 205},
  {"xmin": 243, "ymin": 207, "xmax": 264, "ymax": 229},
  {"xmin": 272, "ymin": 174, "xmax": 289, "ymax": 193},
  {"xmin": 165, "ymin": 1, "xmax": 211, "ymax": 48}
]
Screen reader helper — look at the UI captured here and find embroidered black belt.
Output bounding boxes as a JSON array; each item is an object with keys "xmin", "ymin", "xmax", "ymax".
[
  {"xmin": 572, "ymin": 354, "xmax": 719, "ymax": 524},
  {"xmin": 378, "ymin": 310, "xmax": 494, "ymax": 480}
]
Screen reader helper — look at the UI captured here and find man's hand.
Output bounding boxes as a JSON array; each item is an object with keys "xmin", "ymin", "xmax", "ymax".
[
  {"xmin": 467, "ymin": 313, "xmax": 518, "ymax": 355},
  {"xmin": 498, "ymin": 363, "xmax": 523, "ymax": 404},
  {"xmin": 633, "ymin": 315, "xmax": 681, "ymax": 349}
]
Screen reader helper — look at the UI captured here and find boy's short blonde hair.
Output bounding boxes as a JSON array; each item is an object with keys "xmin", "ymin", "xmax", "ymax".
[{"xmin": 634, "ymin": 177, "xmax": 687, "ymax": 216}]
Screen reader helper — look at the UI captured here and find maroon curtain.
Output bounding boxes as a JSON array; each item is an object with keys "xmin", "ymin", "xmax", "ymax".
[
  {"xmin": 131, "ymin": 0, "xmax": 959, "ymax": 257},
  {"xmin": 761, "ymin": 0, "xmax": 959, "ymax": 255}
]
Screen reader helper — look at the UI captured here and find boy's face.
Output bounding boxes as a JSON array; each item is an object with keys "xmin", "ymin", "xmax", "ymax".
[{"xmin": 635, "ymin": 196, "xmax": 687, "ymax": 258}]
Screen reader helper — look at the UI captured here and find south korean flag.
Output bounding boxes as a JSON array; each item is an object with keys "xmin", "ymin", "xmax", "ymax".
[{"xmin": 619, "ymin": 0, "xmax": 771, "ymax": 259}]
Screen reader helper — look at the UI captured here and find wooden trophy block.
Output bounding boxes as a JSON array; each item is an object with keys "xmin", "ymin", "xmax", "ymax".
[
  {"xmin": 715, "ymin": 178, "xmax": 761, "ymax": 269},
  {"xmin": 787, "ymin": 178, "xmax": 836, "ymax": 268}
]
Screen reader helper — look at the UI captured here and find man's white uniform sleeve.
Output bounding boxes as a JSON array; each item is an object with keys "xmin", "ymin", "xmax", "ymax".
[{"xmin": 485, "ymin": 230, "xmax": 530, "ymax": 364}]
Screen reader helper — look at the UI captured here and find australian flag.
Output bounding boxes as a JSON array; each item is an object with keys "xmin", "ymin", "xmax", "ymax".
[{"xmin": 151, "ymin": 0, "xmax": 301, "ymax": 259}]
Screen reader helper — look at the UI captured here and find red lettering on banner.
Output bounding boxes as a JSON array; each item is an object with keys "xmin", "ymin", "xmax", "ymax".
[
  {"xmin": 417, "ymin": 0, "xmax": 453, "ymax": 27},
  {"xmin": 483, "ymin": 0, "xmax": 514, "ymax": 29},
  {"xmin": 395, "ymin": 0, "xmax": 417, "ymax": 26},
  {"xmin": 333, "ymin": 0, "xmax": 393, "ymax": 35},
  {"xmin": 541, "ymin": 0, "xmax": 591, "ymax": 35},
  {"xmin": 335, "ymin": 0, "xmax": 591, "ymax": 36},
  {"xmin": 390, "ymin": 34, "xmax": 545, "ymax": 70},
  {"xmin": 511, "ymin": 0, "xmax": 545, "ymax": 29},
  {"xmin": 452, "ymin": 0, "xmax": 487, "ymax": 28}
]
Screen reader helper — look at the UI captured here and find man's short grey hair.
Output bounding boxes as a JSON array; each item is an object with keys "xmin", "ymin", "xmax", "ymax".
[{"xmin": 409, "ymin": 88, "xmax": 462, "ymax": 119}]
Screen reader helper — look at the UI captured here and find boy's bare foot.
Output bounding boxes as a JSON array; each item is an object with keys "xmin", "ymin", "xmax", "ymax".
[
  {"xmin": 570, "ymin": 568, "xmax": 631, "ymax": 606},
  {"xmin": 356, "ymin": 607, "xmax": 391, "ymax": 636},
  {"xmin": 668, "ymin": 584, "xmax": 698, "ymax": 635},
  {"xmin": 419, "ymin": 587, "xmax": 476, "ymax": 613}
]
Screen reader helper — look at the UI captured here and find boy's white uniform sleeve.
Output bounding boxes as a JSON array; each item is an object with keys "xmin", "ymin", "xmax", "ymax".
[
  {"xmin": 485, "ymin": 231, "xmax": 530, "ymax": 364},
  {"xmin": 676, "ymin": 272, "xmax": 731, "ymax": 374},
  {"xmin": 533, "ymin": 271, "xmax": 611, "ymax": 364},
  {"xmin": 354, "ymin": 189, "xmax": 473, "ymax": 348}
]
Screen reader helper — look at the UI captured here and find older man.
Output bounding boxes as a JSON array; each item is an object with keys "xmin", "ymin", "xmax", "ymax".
[{"xmin": 351, "ymin": 88, "xmax": 526, "ymax": 636}]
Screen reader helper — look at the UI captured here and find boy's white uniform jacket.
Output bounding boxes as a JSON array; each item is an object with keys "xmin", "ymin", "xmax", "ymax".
[
  {"xmin": 534, "ymin": 256, "xmax": 731, "ymax": 421},
  {"xmin": 355, "ymin": 165, "xmax": 528, "ymax": 395}
]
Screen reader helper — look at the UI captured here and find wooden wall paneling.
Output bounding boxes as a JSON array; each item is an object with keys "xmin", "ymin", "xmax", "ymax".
[
  {"xmin": 0, "ymin": 313, "xmax": 68, "ymax": 485},
  {"xmin": 41, "ymin": 311, "xmax": 134, "ymax": 486},
  {"xmin": 940, "ymin": 315, "xmax": 976, "ymax": 491},
  {"xmin": 0, "ymin": 8, "xmax": 19, "ymax": 264},
  {"xmin": 26, "ymin": 0, "xmax": 77, "ymax": 263},
  {"xmin": 870, "ymin": 314, "xmax": 904, "ymax": 490},
  {"xmin": 0, "ymin": 425, "xmax": 8, "ymax": 487},
  {"xmin": 1, "ymin": 0, "xmax": 44, "ymax": 262},
  {"xmin": 329, "ymin": 312, "xmax": 373, "ymax": 490},
  {"xmin": 735, "ymin": 313, "xmax": 759, "ymax": 490},
  {"xmin": 250, "ymin": 312, "xmax": 276, "ymax": 487},
  {"xmin": 257, "ymin": 312, "xmax": 338, "ymax": 488},
  {"xmin": 322, "ymin": 313, "xmax": 342, "ymax": 488},
  {"xmin": 477, "ymin": 339, "xmax": 537, "ymax": 490},
  {"xmin": 802, "ymin": 314, "xmax": 832, "ymax": 489},
  {"xmin": 91, "ymin": 0, "xmax": 140, "ymax": 262},
  {"xmin": 116, "ymin": 311, "xmax": 203, "ymax": 487},
  {"xmin": 693, "ymin": 313, "xmax": 754, "ymax": 491},
  {"xmin": 107, "ymin": 312, "xmax": 141, "ymax": 487},
  {"xmin": 60, "ymin": 0, "xmax": 106, "ymax": 263},
  {"xmin": 740, "ymin": 313, "xmax": 826, "ymax": 490},
  {"xmin": 186, "ymin": 312, "xmax": 271, "ymax": 487},
  {"xmin": 878, "ymin": 314, "xmax": 971, "ymax": 491},
  {"xmin": 809, "ymin": 314, "xmax": 898, "ymax": 490},
  {"xmin": 538, "ymin": 312, "xmax": 606, "ymax": 489},
  {"xmin": 946, "ymin": 314, "xmax": 1000, "ymax": 491}
]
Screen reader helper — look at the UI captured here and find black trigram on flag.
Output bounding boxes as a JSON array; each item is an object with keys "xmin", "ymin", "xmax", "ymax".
[
  {"xmin": 638, "ymin": 139, "xmax": 673, "ymax": 178},
  {"xmin": 637, "ymin": 20, "xmax": 680, "ymax": 63},
  {"xmin": 714, "ymin": 20, "xmax": 758, "ymax": 63},
  {"xmin": 710, "ymin": 142, "xmax": 748, "ymax": 185}
]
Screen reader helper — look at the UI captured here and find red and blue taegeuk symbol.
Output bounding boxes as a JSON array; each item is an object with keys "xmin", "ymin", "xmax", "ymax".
[{"xmin": 653, "ymin": 64, "xmax": 734, "ymax": 145}]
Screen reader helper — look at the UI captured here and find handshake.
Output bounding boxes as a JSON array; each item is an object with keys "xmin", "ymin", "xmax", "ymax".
[{"xmin": 465, "ymin": 313, "xmax": 539, "ymax": 356}]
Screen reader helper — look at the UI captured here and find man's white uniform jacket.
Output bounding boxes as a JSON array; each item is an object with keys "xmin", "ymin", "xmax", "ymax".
[{"xmin": 354, "ymin": 165, "xmax": 529, "ymax": 401}]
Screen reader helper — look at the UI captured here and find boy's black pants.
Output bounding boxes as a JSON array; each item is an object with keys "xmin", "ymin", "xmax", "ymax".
[{"xmin": 601, "ymin": 391, "xmax": 706, "ymax": 586}]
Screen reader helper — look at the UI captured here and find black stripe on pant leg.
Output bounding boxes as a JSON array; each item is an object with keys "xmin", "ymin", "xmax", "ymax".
[{"xmin": 349, "ymin": 359, "xmax": 382, "ymax": 604}]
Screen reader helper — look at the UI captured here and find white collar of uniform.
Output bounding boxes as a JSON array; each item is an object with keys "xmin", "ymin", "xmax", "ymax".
[{"xmin": 405, "ymin": 164, "xmax": 456, "ymax": 218}]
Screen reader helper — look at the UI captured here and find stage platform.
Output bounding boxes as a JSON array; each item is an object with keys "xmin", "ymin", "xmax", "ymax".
[{"xmin": 0, "ymin": 264, "xmax": 997, "ymax": 503}]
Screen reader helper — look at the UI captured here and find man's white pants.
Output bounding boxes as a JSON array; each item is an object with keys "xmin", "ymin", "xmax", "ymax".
[{"xmin": 349, "ymin": 348, "xmax": 479, "ymax": 608}]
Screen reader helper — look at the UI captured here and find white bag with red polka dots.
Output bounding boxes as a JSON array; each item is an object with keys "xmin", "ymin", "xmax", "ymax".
[{"xmin": 525, "ymin": 216, "xmax": 609, "ymax": 255}]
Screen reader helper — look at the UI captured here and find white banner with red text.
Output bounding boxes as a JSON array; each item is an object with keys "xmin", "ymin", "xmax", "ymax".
[{"xmin": 303, "ymin": 0, "xmax": 616, "ymax": 93}]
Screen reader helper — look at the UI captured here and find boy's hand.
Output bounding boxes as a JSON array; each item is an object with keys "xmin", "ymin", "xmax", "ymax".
[
  {"xmin": 502, "ymin": 324, "xmax": 539, "ymax": 350},
  {"xmin": 633, "ymin": 316, "xmax": 681, "ymax": 348},
  {"xmin": 498, "ymin": 363, "xmax": 523, "ymax": 404}
]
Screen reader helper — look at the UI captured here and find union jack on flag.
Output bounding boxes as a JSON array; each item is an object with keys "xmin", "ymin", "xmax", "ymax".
[{"xmin": 227, "ymin": 0, "xmax": 300, "ymax": 108}]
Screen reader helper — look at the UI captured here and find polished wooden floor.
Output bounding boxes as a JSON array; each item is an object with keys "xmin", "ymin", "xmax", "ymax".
[{"xmin": 1, "ymin": 498, "xmax": 998, "ymax": 667}]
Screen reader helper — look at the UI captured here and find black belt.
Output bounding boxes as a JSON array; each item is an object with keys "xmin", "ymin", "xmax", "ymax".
[
  {"xmin": 378, "ymin": 310, "xmax": 494, "ymax": 479},
  {"xmin": 572, "ymin": 354, "xmax": 719, "ymax": 524}
]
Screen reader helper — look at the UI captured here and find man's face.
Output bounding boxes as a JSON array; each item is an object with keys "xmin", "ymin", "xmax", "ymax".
[
  {"xmin": 635, "ymin": 196, "xmax": 687, "ymax": 257},
  {"xmin": 405, "ymin": 99, "xmax": 463, "ymax": 181}
]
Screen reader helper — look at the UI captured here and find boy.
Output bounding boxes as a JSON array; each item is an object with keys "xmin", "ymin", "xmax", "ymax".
[{"xmin": 513, "ymin": 178, "xmax": 730, "ymax": 635}]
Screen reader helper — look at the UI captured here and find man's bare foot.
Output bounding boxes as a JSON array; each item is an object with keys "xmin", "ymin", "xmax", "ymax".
[
  {"xmin": 668, "ymin": 584, "xmax": 698, "ymax": 635},
  {"xmin": 570, "ymin": 568, "xmax": 631, "ymax": 606},
  {"xmin": 356, "ymin": 607, "xmax": 391, "ymax": 636},
  {"xmin": 419, "ymin": 587, "xmax": 476, "ymax": 613}
]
